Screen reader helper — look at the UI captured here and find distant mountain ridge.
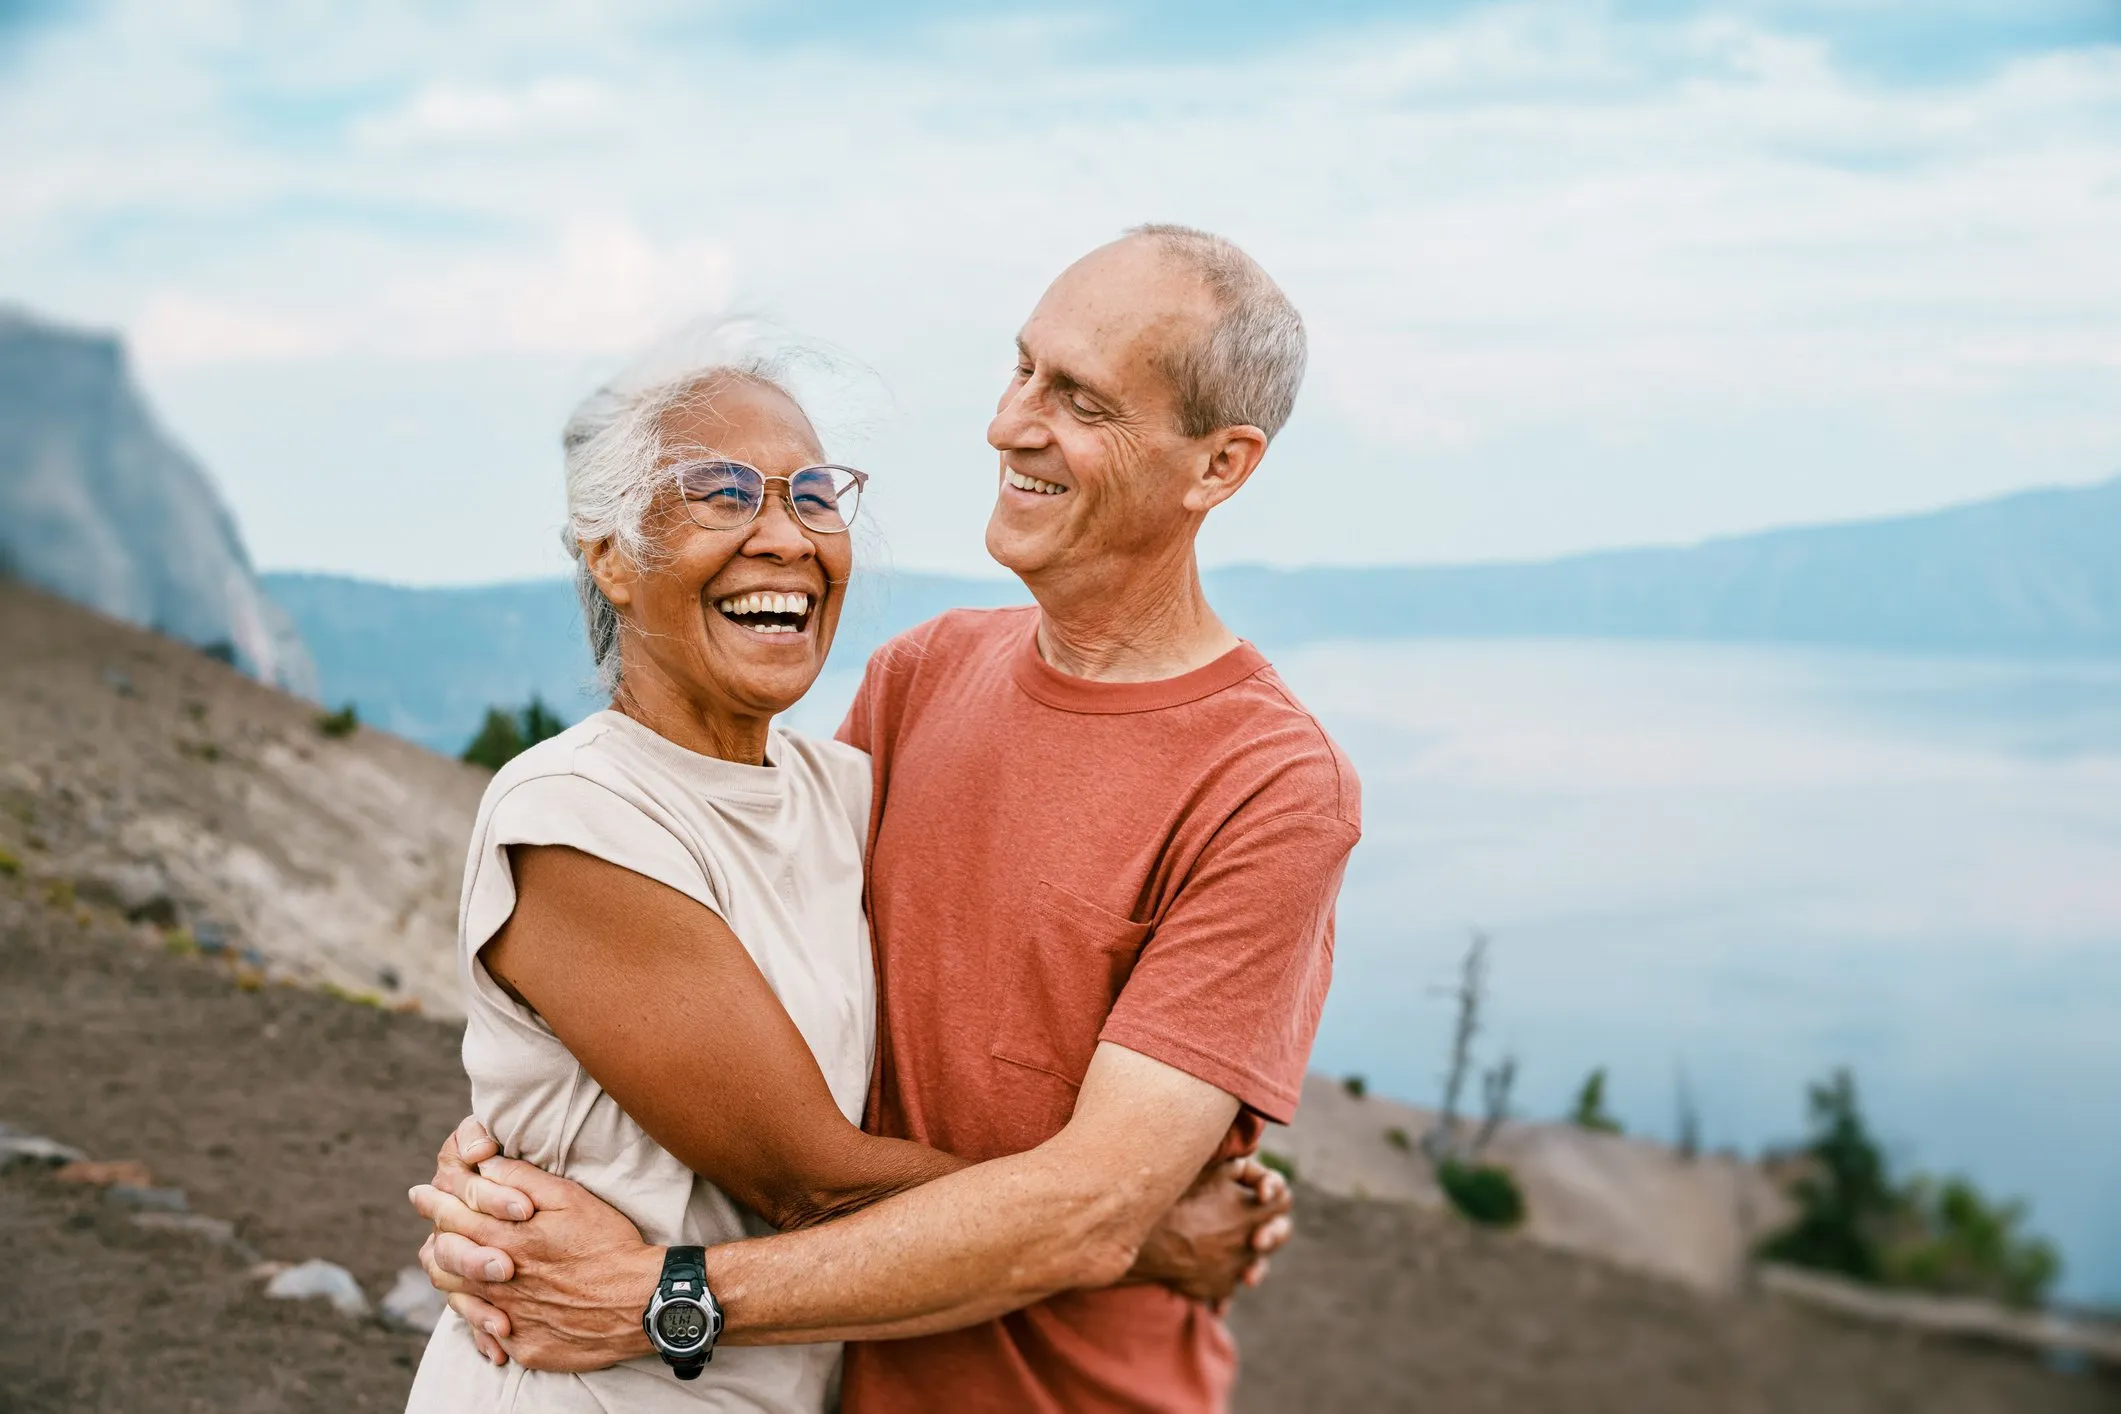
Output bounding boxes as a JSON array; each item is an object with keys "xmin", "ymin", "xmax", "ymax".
[
  {"xmin": 1208, "ymin": 475, "xmax": 2121, "ymax": 657},
  {"xmin": 0, "ymin": 310, "xmax": 314, "ymax": 694},
  {"xmin": 265, "ymin": 474, "xmax": 2121, "ymax": 755}
]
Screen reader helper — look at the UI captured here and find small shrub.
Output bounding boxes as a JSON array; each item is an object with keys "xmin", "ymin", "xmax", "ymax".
[
  {"xmin": 163, "ymin": 929, "xmax": 198, "ymax": 956},
  {"xmin": 1383, "ymin": 1126, "xmax": 1411, "ymax": 1153},
  {"xmin": 44, "ymin": 879, "xmax": 73, "ymax": 909},
  {"xmin": 1342, "ymin": 1074, "xmax": 1367, "ymax": 1099},
  {"xmin": 462, "ymin": 696, "xmax": 568, "ymax": 771},
  {"xmin": 1759, "ymin": 1068, "xmax": 2060, "ymax": 1308},
  {"xmin": 1570, "ymin": 1067, "xmax": 1622, "ymax": 1134},
  {"xmin": 0, "ymin": 847, "xmax": 19, "ymax": 877},
  {"xmin": 1258, "ymin": 1149, "xmax": 1298, "ymax": 1184},
  {"xmin": 316, "ymin": 703, "xmax": 360, "ymax": 739},
  {"xmin": 199, "ymin": 639, "xmax": 238, "ymax": 667},
  {"xmin": 1439, "ymin": 1158, "xmax": 1525, "ymax": 1228}
]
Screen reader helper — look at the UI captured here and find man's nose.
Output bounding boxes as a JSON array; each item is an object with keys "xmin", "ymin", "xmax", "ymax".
[{"xmin": 988, "ymin": 380, "xmax": 1049, "ymax": 453}]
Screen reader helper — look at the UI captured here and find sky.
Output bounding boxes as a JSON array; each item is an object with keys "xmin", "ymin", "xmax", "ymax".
[{"xmin": 4, "ymin": 0, "xmax": 2118, "ymax": 585}]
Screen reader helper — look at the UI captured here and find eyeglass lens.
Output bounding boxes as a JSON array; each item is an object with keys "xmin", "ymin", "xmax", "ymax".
[{"xmin": 677, "ymin": 461, "xmax": 861, "ymax": 533}]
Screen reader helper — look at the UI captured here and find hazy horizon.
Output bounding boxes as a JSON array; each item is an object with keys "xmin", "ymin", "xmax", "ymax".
[{"xmin": 4, "ymin": 0, "xmax": 2117, "ymax": 585}]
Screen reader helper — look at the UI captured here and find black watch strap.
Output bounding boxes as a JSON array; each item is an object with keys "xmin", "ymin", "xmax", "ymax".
[{"xmin": 651, "ymin": 1245, "xmax": 716, "ymax": 1379}]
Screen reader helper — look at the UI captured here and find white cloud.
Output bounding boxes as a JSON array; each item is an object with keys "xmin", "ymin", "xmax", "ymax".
[{"xmin": 2, "ymin": 0, "xmax": 2116, "ymax": 581}]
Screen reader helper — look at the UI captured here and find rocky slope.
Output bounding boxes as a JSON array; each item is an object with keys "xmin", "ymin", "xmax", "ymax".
[
  {"xmin": 5, "ymin": 890, "xmax": 2111, "ymax": 1413},
  {"xmin": 0, "ymin": 309, "xmax": 314, "ymax": 695},
  {"xmin": 0, "ymin": 579, "xmax": 480, "ymax": 1014}
]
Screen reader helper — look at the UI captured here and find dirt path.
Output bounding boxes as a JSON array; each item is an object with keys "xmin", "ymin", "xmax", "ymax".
[{"xmin": 3, "ymin": 879, "xmax": 2113, "ymax": 1413}]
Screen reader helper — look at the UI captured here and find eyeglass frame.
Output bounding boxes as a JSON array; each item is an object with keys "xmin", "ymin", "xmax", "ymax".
[{"xmin": 668, "ymin": 458, "xmax": 870, "ymax": 536}]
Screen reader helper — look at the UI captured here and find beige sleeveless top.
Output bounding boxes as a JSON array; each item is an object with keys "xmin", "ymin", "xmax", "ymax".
[{"xmin": 407, "ymin": 710, "xmax": 875, "ymax": 1414}]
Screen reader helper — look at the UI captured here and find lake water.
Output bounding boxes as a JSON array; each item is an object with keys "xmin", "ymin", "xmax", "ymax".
[{"xmin": 786, "ymin": 639, "xmax": 2121, "ymax": 1306}]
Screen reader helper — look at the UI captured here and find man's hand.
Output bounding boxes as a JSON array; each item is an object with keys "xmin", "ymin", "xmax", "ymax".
[
  {"xmin": 409, "ymin": 1120, "xmax": 664, "ymax": 1373},
  {"xmin": 1129, "ymin": 1155, "xmax": 1293, "ymax": 1309}
]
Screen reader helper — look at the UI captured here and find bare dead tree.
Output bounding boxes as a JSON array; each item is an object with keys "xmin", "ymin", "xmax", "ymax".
[
  {"xmin": 1675, "ymin": 1061, "xmax": 1702, "ymax": 1161},
  {"xmin": 1423, "ymin": 930, "xmax": 1491, "ymax": 1164},
  {"xmin": 1473, "ymin": 1053, "xmax": 1518, "ymax": 1155}
]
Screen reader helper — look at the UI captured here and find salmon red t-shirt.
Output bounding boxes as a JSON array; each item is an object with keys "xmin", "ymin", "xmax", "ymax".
[{"xmin": 835, "ymin": 606, "xmax": 1362, "ymax": 1414}]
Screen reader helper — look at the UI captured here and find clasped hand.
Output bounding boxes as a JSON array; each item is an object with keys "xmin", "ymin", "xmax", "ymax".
[{"xmin": 410, "ymin": 1117, "xmax": 1295, "ymax": 1370}]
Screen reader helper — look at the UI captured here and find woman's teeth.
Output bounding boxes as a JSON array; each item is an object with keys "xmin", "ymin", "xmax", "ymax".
[
  {"xmin": 1005, "ymin": 469, "xmax": 1067, "ymax": 495},
  {"xmin": 715, "ymin": 591, "xmax": 812, "ymax": 635}
]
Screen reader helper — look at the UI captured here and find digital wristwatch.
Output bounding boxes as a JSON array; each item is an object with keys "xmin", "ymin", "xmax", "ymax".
[{"xmin": 642, "ymin": 1245, "xmax": 722, "ymax": 1380}]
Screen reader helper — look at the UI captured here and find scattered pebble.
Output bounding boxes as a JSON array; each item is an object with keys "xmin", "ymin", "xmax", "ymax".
[
  {"xmin": 104, "ymin": 1184, "xmax": 189, "ymax": 1213},
  {"xmin": 379, "ymin": 1266, "xmax": 447, "ymax": 1334},
  {"xmin": 0, "ymin": 1130, "xmax": 87, "ymax": 1170},
  {"xmin": 264, "ymin": 1259, "xmax": 372, "ymax": 1319},
  {"xmin": 130, "ymin": 1210, "xmax": 256, "ymax": 1261}
]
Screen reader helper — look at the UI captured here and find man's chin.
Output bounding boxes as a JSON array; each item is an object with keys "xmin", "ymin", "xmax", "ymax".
[{"xmin": 983, "ymin": 520, "xmax": 1053, "ymax": 580}]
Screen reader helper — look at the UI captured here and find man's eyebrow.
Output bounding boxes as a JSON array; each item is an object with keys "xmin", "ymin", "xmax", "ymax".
[{"xmin": 1017, "ymin": 337, "xmax": 1112, "ymax": 405}]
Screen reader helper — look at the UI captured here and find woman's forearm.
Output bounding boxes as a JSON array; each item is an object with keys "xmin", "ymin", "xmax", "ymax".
[{"xmin": 764, "ymin": 1130, "xmax": 968, "ymax": 1230}]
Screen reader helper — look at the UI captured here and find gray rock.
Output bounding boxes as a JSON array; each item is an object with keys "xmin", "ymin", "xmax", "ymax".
[
  {"xmin": 129, "ymin": 1211, "xmax": 256, "ymax": 1260},
  {"xmin": 264, "ymin": 1259, "xmax": 372, "ymax": 1319},
  {"xmin": 73, "ymin": 860, "xmax": 176, "ymax": 925},
  {"xmin": 0, "ymin": 1132, "xmax": 87, "ymax": 1170},
  {"xmin": 104, "ymin": 1184, "xmax": 188, "ymax": 1212},
  {"xmin": 378, "ymin": 1266, "xmax": 448, "ymax": 1334},
  {"xmin": 0, "ymin": 311, "xmax": 317, "ymax": 696}
]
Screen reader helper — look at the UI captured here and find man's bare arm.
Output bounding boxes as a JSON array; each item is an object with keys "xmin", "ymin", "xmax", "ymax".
[{"xmin": 416, "ymin": 1041, "xmax": 1253, "ymax": 1365}]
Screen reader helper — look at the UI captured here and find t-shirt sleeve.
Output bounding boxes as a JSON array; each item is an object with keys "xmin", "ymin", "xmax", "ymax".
[
  {"xmin": 463, "ymin": 772, "xmax": 722, "ymax": 958},
  {"xmin": 1098, "ymin": 809, "xmax": 1360, "ymax": 1126}
]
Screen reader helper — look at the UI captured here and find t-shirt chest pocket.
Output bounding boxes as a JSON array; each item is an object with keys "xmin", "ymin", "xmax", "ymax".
[{"xmin": 990, "ymin": 881, "xmax": 1153, "ymax": 1096}]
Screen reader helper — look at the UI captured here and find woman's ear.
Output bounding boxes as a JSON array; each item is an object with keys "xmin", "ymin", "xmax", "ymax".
[{"xmin": 582, "ymin": 536, "xmax": 636, "ymax": 607}]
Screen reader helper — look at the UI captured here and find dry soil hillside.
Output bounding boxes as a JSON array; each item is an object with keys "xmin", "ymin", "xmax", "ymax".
[{"xmin": 0, "ymin": 578, "xmax": 483, "ymax": 1014}]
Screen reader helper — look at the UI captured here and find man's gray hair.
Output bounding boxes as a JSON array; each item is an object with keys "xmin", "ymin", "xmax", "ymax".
[
  {"xmin": 1126, "ymin": 223, "xmax": 1307, "ymax": 441},
  {"xmin": 559, "ymin": 323, "xmax": 808, "ymax": 696}
]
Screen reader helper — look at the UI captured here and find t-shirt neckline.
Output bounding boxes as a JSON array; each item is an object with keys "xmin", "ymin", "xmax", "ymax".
[
  {"xmin": 1008, "ymin": 612, "xmax": 1267, "ymax": 715},
  {"xmin": 589, "ymin": 709, "xmax": 788, "ymax": 801}
]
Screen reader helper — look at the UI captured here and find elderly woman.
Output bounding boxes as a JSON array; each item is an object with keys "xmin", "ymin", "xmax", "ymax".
[{"xmin": 406, "ymin": 343, "xmax": 1278, "ymax": 1412}]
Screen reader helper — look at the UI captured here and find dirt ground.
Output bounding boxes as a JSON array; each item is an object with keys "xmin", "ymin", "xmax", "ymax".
[{"xmin": 2, "ymin": 882, "xmax": 2114, "ymax": 1413}]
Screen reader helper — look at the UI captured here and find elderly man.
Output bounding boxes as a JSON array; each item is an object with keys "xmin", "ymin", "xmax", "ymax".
[{"xmin": 414, "ymin": 224, "xmax": 1361, "ymax": 1411}]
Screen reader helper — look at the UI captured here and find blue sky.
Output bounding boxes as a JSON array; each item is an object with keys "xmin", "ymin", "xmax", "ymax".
[{"xmin": 3, "ymin": 0, "xmax": 2117, "ymax": 583}]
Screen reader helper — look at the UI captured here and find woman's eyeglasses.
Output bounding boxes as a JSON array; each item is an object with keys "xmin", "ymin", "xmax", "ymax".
[{"xmin": 673, "ymin": 460, "xmax": 867, "ymax": 535}]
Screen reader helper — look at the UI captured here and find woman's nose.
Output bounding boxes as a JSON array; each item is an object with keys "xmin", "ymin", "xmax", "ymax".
[{"xmin": 743, "ymin": 489, "xmax": 815, "ymax": 557}]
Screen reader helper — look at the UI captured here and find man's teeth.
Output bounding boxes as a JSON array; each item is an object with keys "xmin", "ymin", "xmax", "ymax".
[{"xmin": 1005, "ymin": 469, "xmax": 1067, "ymax": 496}]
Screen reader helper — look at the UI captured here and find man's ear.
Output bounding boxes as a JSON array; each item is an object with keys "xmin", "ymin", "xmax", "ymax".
[
  {"xmin": 1186, "ymin": 425, "xmax": 1270, "ymax": 515},
  {"xmin": 582, "ymin": 536, "xmax": 636, "ymax": 607}
]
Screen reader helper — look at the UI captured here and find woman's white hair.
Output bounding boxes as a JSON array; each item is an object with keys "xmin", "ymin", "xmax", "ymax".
[{"xmin": 560, "ymin": 321, "xmax": 814, "ymax": 697}]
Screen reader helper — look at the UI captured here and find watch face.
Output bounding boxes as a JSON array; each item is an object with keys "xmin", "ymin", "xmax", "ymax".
[{"xmin": 657, "ymin": 1302, "xmax": 708, "ymax": 1349}]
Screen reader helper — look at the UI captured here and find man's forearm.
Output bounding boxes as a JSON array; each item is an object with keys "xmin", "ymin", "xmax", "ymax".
[
  {"xmin": 713, "ymin": 1138, "xmax": 1137, "ymax": 1345},
  {"xmin": 704, "ymin": 1044, "xmax": 1240, "ymax": 1346}
]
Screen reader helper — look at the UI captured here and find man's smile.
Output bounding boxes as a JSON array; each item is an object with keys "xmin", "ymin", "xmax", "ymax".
[{"xmin": 1004, "ymin": 468, "xmax": 1067, "ymax": 496}]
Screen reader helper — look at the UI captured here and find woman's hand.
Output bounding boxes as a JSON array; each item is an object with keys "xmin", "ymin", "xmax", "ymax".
[
  {"xmin": 410, "ymin": 1122, "xmax": 665, "ymax": 1373},
  {"xmin": 417, "ymin": 1117, "xmax": 533, "ymax": 1365},
  {"xmin": 1127, "ymin": 1154, "xmax": 1294, "ymax": 1309}
]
